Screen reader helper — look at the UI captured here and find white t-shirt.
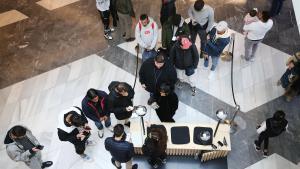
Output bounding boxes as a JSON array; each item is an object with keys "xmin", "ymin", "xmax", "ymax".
[
  {"xmin": 243, "ymin": 19, "xmax": 273, "ymax": 40},
  {"xmin": 96, "ymin": 0, "xmax": 110, "ymax": 11}
]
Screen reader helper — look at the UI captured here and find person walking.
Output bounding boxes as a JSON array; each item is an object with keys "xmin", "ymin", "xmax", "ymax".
[
  {"xmin": 57, "ymin": 106, "xmax": 95, "ymax": 162},
  {"xmin": 110, "ymin": 0, "xmax": 118, "ymax": 27},
  {"xmin": 160, "ymin": 0, "xmax": 176, "ymax": 26},
  {"xmin": 203, "ymin": 21, "xmax": 230, "ymax": 79},
  {"xmin": 107, "ymin": 81, "xmax": 135, "ymax": 127},
  {"xmin": 96, "ymin": 0, "xmax": 114, "ymax": 40},
  {"xmin": 269, "ymin": 0, "xmax": 286, "ymax": 17},
  {"xmin": 170, "ymin": 36, "xmax": 199, "ymax": 95},
  {"xmin": 116, "ymin": 0, "xmax": 136, "ymax": 42},
  {"xmin": 4, "ymin": 125, "xmax": 53, "ymax": 169},
  {"xmin": 105, "ymin": 124, "xmax": 138, "ymax": 169},
  {"xmin": 188, "ymin": 0, "xmax": 214, "ymax": 58},
  {"xmin": 241, "ymin": 11, "xmax": 273, "ymax": 62},
  {"xmin": 135, "ymin": 14, "xmax": 158, "ymax": 62},
  {"xmin": 139, "ymin": 53, "xmax": 177, "ymax": 105},
  {"xmin": 254, "ymin": 110, "xmax": 288, "ymax": 157},
  {"xmin": 82, "ymin": 88, "xmax": 113, "ymax": 138}
]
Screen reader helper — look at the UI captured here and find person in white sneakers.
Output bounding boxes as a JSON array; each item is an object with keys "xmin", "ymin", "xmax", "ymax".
[
  {"xmin": 96, "ymin": 0, "xmax": 114, "ymax": 40},
  {"xmin": 57, "ymin": 106, "xmax": 95, "ymax": 162},
  {"xmin": 135, "ymin": 14, "xmax": 159, "ymax": 62},
  {"xmin": 242, "ymin": 11, "xmax": 273, "ymax": 61}
]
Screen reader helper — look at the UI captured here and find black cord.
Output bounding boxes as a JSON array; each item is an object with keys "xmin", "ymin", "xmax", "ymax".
[
  {"xmin": 230, "ymin": 35, "xmax": 237, "ymax": 106},
  {"xmin": 133, "ymin": 45, "xmax": 139, "ymax": 89}
]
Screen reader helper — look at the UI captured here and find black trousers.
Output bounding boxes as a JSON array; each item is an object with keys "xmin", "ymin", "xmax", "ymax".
[
  {"xmin": 256, "ymin": 131, "xmax": 277, "ymax": 150},
  {"xmin": 149, "ymin": 153, "xmax": 167, "ymax": 166},
  {"xmin": 156, "ymin": 110, "xmax": 175, "ymax": 122},
  {"xmin": 69, "ymin": 136, "xmax": 89, "ymax": 155},
  {"xmin": 98, "ymin": 10, "xmax": 110, "ymax": 31}
]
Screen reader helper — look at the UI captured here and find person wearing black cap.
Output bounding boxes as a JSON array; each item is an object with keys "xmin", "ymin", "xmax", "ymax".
[
  {"xmin": 151, "ymin": 83, "xmax": 178, "ymax": 122},
  {"xmin": 139, "ymin": 53, "xmax": 177, "ymax": 105},
  {"xmin": 107, "ymin": 81, "xmax": 135, "ymax": 127},
  {"xmin": 161, "ymin": 14, "xmax": 190, "ymax": 54},
  {"xmin": 82, "ymin": 88, "xmax": 112, "ymax": 138},
  {"xmin": 4, "ymin": 125, "xmax": 53, "ymax": 169},
  {"xmin": 254, "ymin": 110, "xmax": 288, "ymax": 157}
]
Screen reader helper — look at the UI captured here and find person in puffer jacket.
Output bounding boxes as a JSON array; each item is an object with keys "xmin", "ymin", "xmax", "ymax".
[
  {"xmin": 135, "ymin": 14, "xmax": 159, "ymax": 62},
  {"xmin": 107, "ymin": 81, "xmax": 135, "ymax": 127},
  {"xmin": 4, "ymin": 125, "xmax": 53, "ymax": 169}
]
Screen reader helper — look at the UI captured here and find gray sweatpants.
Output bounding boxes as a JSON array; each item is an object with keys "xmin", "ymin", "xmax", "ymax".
[
  {"xmin": 25, "ymin": 152, "xmax": 43, "ymax": 169},
  {"xmin": 244, "ymin": 38, "xmax": 262, "ymax": 60},
  {"xmin": 118, "ymin": 12, "xmax": 133, "ymax": 39}
]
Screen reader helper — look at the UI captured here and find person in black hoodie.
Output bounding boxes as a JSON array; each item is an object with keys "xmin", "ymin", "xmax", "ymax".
[
  {"xmin": 107, "ymin": 81, "xmax": 135, "ymax": 127},
  {"xmin": 105, "ymin": 124, "xmax": 138, "ymax": 169},
  {"xmin": 151, "ymin": 83, "xmax": 178, "ymax": 122},
  {"xmin": 170, "ymin": 36, "xmax": 199, "ymax": 96},
  {"xmin": 254, "ymin": 110, "xmax": 288, "ymax": 157},
  {"xmin": 160, "ymin": 0, "xmax": 176, "ymax": 26},
  {"xmin": 82, "ymin": 88, "xmax": 112, "ymax": 138},
  {"xmin": 139, "ymin": 52, "xmax": 177, "ymax": 105},
  {"xmin": 57, "ymin": 106, "xmax": 95, "ymax": 162}
]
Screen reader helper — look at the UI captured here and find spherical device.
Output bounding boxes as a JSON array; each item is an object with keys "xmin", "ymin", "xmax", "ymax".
[
  {"xmin": 199, "ymin": 130, "xmax": 211, "ymax": 142},
  {"xmin": 134, "ymin": 105, "xmax": 147, "ymax": 116},
  {"xmin": 216, "ymin": 109, "xmax": 228, "ymax": 121}
]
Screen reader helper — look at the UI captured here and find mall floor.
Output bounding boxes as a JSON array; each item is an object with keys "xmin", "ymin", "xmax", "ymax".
[{"xmin": 0, "ymin": 0, "xmax": 299, "ymax": 169}]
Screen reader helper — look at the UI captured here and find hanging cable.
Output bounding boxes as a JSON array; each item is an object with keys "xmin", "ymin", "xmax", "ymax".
[{"xmin": 133, "ymin": 44, "xmax": 140, "ymax": 89}]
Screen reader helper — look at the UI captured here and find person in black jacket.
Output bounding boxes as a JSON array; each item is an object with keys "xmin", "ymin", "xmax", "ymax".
[
  {"xmin": 254, "ymin": 110, "xmax": 288, "ymax": 157},
  {"xmin": 107, "ymin": 81, "xmax": 135, "ymax": 127},
  {"xmin": 160, "ymin": 0, "xmax": 176, "ymax": 26},
  {"xmin": 139, "ymin": 53, "xmax": 177, "ymax": 105},
  {"xmin": 82, "ymin": 88, "xmax": 112, "ymax": 138},
  {"xmin": 170, "ymin": 36, "xmax": 199, "ymax": 95},
  {"xmin": 151, "ymin": 83, "xmax": 178, "ymax": 122},
  {"xmin": 105, "ymin": 124, "xmax": 138, "ymax": 169},
  {"xmin": 57, "ymin": 106, "xmax": 95, "ymax": 161}
]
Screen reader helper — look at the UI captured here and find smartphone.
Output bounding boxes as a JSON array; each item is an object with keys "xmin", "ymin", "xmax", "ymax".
[
  {"xmin": 217, "ymin": 141, "xmax": 224, "ymax": 147},
  {"xmin": 36, "ymin": 145, "xmax": 44, "ymax": 150}
]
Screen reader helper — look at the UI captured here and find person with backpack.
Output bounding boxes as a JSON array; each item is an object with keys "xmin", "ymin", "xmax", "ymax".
[
  {"xmin": 135, "ymin": 14, "xmax": 158, "ymax": 62},
  {"xmin": 107, "ymin": 81, "xmax": 135, "ymax": 127},
  {"xmin": 170, "ymin": 36, "xmax": 199, "ymax": 95},
  {"xmin": 57, "ymin": 106, "xmax": 95, "ymax": 162},
  {"xmin": 82, "ymin": 88, "xmax": 113, "ymax": 138},
  {"xmin": 96, "ymin": 0, "xmax": 114, "ymax": 40},
  {"xmin": 142, "ymin": 125, "xmax": 168, "ymax": 168},
  {"xmin": 254, "ymin": 110, "xmax": 288, "ymax": 157}
]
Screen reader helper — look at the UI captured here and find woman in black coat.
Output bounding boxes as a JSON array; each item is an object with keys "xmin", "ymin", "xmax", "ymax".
[{"xmin": 152, "ymin": 83, "xmax": 178, "ymax": 122}]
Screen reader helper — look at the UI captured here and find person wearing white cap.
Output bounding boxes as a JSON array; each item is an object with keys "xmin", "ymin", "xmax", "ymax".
[{"xmin": 203, "ymin": 21, "xmax": 230, "ymax": 78}]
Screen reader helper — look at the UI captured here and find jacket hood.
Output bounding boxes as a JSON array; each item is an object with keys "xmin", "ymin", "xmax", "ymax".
[
  {"xmin": 4, "ymin": 129, "xmax": 13, "ymax": 144},
  {"xmin": 215, "ymin": 28, "xmax": 230, "ymax": 39}
]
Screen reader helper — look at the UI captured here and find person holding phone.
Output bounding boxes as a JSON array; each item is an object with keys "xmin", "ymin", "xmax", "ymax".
[
  {"xmin": 4, "ymin": 125, "xmax": 53, "ymax": 169},
  {"xmin": 57, "ymin": 106, "xmax": 95, "ymax": 162}
]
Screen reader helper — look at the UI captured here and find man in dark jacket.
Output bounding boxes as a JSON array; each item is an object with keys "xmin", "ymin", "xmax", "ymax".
[
  {"xmin": 170, "ymin": 36, "xmax": 199, "ymax": 95},
  {"xmin": 160, "ymin": 0, "xmax": 176, "ymax": 26},
  {"xmin": 139, "ymin": 53, "xmax": 177, "ymax": 105},
  {"xmin": 162, "ymin": 14, "xmax": 190, "ymax": 54},
  {"xmin": 151, "ymin": 83, "xmax": 178, "ymax": 122},
  {"xmin": 82, "ymin": 88, "xmax": 112, "ymax": 138},
  {"xmin": 4, "ymin": 125, "xmax": 53, "ymax": 169},
  {"xmin": 254, "ymin": 110, "xmax": 288, "ymax": 157},
  {"xmin": 57, "ymin": 106, "xmax": 95, "ymax": 161},
  {"xmin": 203, "ymin": 21, "xmax": 230, "ymax": 79},
  {"xmin": 107, "ymin": 81, "xmax": 135, "ymax": 127},
  {"xmin": 116, "ymin": 0, "xmax": 135, "ymax": 42},
  {"xmin": 105, "ymin": 124, "xmax": 138, "ymax": 169}
]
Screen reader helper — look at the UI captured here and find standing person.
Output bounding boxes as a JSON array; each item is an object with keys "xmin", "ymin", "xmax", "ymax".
[
  {"xmin": 96, "ymin": 0, "xmax": 114, "ymax": 40},
  {"xmin": 254, "ymin": 110, "xmax": 288, "ymax": 157},
  {"xmin": 160, "ymin": 0, "xmax": 176, "ymax": 26},
  {"xmin": 170, "ymin": 36, "xmax": 199, "ymax": 95},
  {"xmin": 142, "ymin": 125, "xmax": 168, "ymax": 168},
  {"xmin": 4, "ymin": 125, "xmax": 53, "ymax": 169},
  {"xmin": 243, "ymin": 8, "xmax": 259, "ymax": 35},
  {"xmin": 135, "ymin": 14, "xmax": 159, "ymax": 62},
  {"xmin": 82, "ymin": 88, "xmax": 112, "ymax": 138},
  {"xmin": 105, "ymin": 124, "xmax": 138, "ymax": 169},
  {"xmin": 116, "ymin": 0, "xmax": 136, "ymax": 42},
  {"xmin": 161, "ymin": 14, "xmax": 190, "ymax": 54},
  {"xmin": 151, "ymin": 83, "xmax": 178, "ymax": 122},
  {"xmin": 269, "ymin": 0, "xmax": 285, "ymax": 17},
  {"xmin": 203, "ymin": 21, "xmax": 230, "ymax": 78},
  {"xmin": 139, "ymin": 53, "xmax": 177, "ymax": 105},
  {"xmin": 57, "ymin": 106, "xmax": 95, "ymax": 162},
  {"xmin": 241, "ymin": 11, "xmax": 273, "ymax": 62},
  {"xmin": 188, "ymin": 0, "xmax": 214, "ymax": 58},
  {"xmin": 110, "ymin": 0, "xmax": 118, "ymax": 27},
  {"xmin": 107, "ymin": 81, "xmax": 135, "ymax": 127}
]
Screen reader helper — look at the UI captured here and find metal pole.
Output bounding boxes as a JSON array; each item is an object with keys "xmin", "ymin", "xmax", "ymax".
[
  {"xmin": 141, "ymin": 116, "xmax": 145, "ymax": 135},
  {"xmin": 214, "ymin": 119, "xmax": 221, "ymax": 137}
]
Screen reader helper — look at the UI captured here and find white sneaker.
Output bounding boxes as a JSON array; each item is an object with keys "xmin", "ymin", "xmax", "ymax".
[
  {"xmin": 81, "ymin": 154, "xmax": 93, "ymax": 162},
  {"xmin": 107, "ymin": 126, "xmax": 114, "ymax": 133},
  {"xmin": 86, "ymin": 140, "xmax": 96, "ymax": 146},
  {"xmin": 98, "ymin": 129, "xmax": 104, "ymax": 138},
  {"xmin": 104, "ymin": 33, "xmax": 113, "ymax": 40},
  {"xmin": 109, "ymin": 28, "xmax": 115, "ymax": 32}
]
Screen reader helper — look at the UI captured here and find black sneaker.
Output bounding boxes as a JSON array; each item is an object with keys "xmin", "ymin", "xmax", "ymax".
[
  {"xmin": 254, "ymin": 140, "xmax": 261, "ymax": 152},
  {"xmin": 147, "ymin": 97, "xmax": 155, "ymax": 105},
  {"xmin": 111, "ymin": 158, "xmax": 121, "ymax": 169},
  {"xmin": 122, "ymin": 33, "xmax": 126, "ymax": 38},
  {"xmin": 124, "ymin": 121, "xmax": 131, "ymax": 128},
  {"xmin": 263, "ymin": 150, "xmax": 268, "ymax": 158},
  {"xmin": 132, "ymin": 164, "xmax": 138, "ymax": 169},
  {"xmin": 42, "ymin": 161, "xmax": 53, "ymax": 168},
  {"xmin": 125, "ymin": 37, "xmax": 135, "ymax": 42}
]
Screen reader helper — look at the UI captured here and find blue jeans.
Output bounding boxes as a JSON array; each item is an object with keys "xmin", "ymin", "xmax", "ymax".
[
  {"xmin": 142, "ymin": 49, "xmax": 157, "ymax": 62},
  {"xmin": 94, "ymin": 117, "xmax": 111, "ymax": 130},
  {"xmin": 204, "ymin": 56, "xmax": 219, "ymax": 71}
]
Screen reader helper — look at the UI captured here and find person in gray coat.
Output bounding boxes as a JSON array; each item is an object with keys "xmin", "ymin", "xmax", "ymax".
[{"xmin": 4, "ymin": 125, "xmax": 53, "ymax": 169}]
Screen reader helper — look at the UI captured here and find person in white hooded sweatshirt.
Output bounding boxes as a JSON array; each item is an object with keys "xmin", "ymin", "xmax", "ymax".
[
  {"xmin": 96, "ymin": 0, "xmax": 114, "ymax": 40},
  {"xmin": 135, "ymin": 14, "xmax": 159, "ymax": 62}
]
